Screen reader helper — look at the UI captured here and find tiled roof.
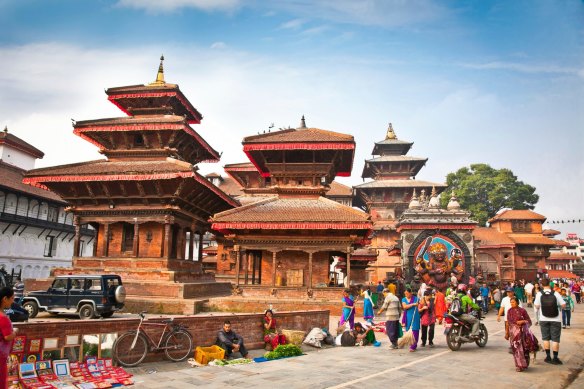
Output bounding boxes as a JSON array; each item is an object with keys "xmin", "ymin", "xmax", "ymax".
[
  {"xmin": 473, "ymin": 227, "xmax": 515, "ymax": 246},
  {"xmin": 374, "ymin": 138, "xmax": 413, "ymax": 146},
  {"xmin": 224, "ymin": 162, "xmax": 257, "ymax": 170},
  {"xmin": 551, "ymin": 239, "xmax": 570, "ymax": 247},
  {"xmin": 354, "ymin": 179, "xmax": 447, "ymax": 189},
  {"xmin": 74, "ymin": 115, "xmax": 186, "ymax": 127},
  {"xmin": 25, "ymin": 158, "xmax": 193, "ymax": 177},
  {"xmin": 489, "ymin": 210, "xmax": 546, "ymax": 222},
  {"xmin": 547, "ymin": 270, "xmax": 579, "ymax": 279},
  {"xmin": 327, "ymin": 181, "xmax": 352, "ymax": 197},
  {"xmin": 0, "ymin": 130, "xmax": 44, "ymax": 159},
  {"xmin": 547, "ymin": 253, "xmax": 579, "ymax": 261},
  {"xmin": 216, "ymin": 176, "xmax": 244, "ymax": 197},
  {"xmin": 508, "ymin": 235, "xmax": 556, "ymax": 246},
  {"xmin": 243, "ymin": 128, "xmax": 354, "ymax": 143},
  {"xmin": 0, "ymin": 161, "xmax": 64, "ymax": 203},
  {"xmin": 365, "ymin": 156, "xmax": 427, "ymax": 163},
  {"xmin": 211, "ymin": 196, "xmax": 370, "ymax": 224},
  {"xmin": 542, "ymin": 229, "xmax": 561, "ymax": 237}
]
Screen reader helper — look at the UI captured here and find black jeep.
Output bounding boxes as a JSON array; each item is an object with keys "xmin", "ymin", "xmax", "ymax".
[{"xmin": 22, "ymin": 275, "xmax": 126, "ymax": 320}]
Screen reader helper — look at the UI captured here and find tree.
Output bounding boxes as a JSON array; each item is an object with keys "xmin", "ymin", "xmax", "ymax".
[{"xmin": 439, "ymin": 163, "xmax": 539, "ymax": 226}]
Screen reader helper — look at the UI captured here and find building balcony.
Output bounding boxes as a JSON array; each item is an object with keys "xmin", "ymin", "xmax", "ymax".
[{"xmin": 0, "ymin": 212, "xmax": 94, "ymax": 236}]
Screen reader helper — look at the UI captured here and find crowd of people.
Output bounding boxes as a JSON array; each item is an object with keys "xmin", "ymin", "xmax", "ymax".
[{"xmin": 338, "ymin": 277, "xmax": 581, "ymax": 373}]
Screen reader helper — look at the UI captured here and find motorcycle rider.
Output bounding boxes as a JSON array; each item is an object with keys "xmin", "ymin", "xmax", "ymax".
[{"xmin": 456, "ymin": 284, "xmax": 481, "ymax": 339}]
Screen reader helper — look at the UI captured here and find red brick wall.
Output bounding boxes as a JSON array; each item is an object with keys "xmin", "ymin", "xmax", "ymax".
[
  {"xmin": 259, "ymin": 251, "xmax": 330, "ymax": 287},
  {"xmin": 13, "ymin": 310, "xmax": 329, "ymax": 362}
]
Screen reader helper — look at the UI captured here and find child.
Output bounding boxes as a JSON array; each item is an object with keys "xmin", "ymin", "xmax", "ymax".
[{"xmin": 561, "ymin": 288, "xmax": 575, "ymax": 329}]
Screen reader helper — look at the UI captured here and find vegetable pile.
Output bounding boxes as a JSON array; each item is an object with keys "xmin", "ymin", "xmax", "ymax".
[{"xmin": 264, "ymin": 344, "xmax": 303, "ymax": 360}]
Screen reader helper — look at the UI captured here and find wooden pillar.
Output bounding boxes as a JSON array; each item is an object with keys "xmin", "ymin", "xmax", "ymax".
[
  {"xmin": 188, "ymin": 230, "xmax": 195, "ymax": 260},
  {"xmin": 272, "ymin": 251, "xmax": 278, "ymax": 287},
  {"xmin": 132, "ymin": 220, "xmax": 139, "ymax": 257},
  {"xmin": 198, "ymin": 233, "xmax": 204, "ymax": 262},
  {"xmin": 234, "ymin": 245, "xmax": 241, "ymax": 286},
  {"xmin": 308, "ymin": 251, "xmax": 313, "ymax": 289},
  {"xmin": 346, "ymin": 247, "xmax": 351, "ymax": 287},
  {"xmin": 73, "ymin": 216, "xmax": 81, "ymax": 257},
  {"xmin": 244, "ymin": 251, "xmax": 249, "ymax": 285},
  {"xmin": 163, "ymin": 220, "xmax": 171, "ymax": 259},
  {"xmin": 102, "ymin": 223, "xmax": 110, "ymax": 257}
]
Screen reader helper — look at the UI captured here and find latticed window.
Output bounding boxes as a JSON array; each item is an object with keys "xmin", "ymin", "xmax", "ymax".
[{"xmin": 511, "ymin": 221, "xmax": 531, "ymax": 232}]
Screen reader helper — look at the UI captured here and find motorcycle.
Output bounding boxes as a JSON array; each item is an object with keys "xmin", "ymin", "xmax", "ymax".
[{"xmin": 443, "ymin": 310, "xmax": 488, "ymax": 351}]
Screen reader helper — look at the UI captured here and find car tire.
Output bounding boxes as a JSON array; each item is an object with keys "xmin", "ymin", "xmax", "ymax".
[
  {"xmin": 114, "ymin": 285, "xmax": 126, "ymax": 304},
  {"xmin": 79, "ymin": 304, "xmax": 95, "ymax": 320},
  {"xmin": 22, "ymin": 301, "xmax": 39, "ymax": 318}
]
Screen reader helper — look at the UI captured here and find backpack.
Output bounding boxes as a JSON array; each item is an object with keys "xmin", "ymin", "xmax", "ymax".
[
  {"xmin": 449, "ymin": 296, "xmax": 463, "ymax": 316},
  {"xmin": 540, "ymin": 291, "xmax": 559, "ymax": 318}
]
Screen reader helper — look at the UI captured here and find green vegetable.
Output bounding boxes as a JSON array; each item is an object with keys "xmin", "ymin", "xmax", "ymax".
[{"xmin": 263, "ymin": 344, "xmax": 302, "ymax": 360}]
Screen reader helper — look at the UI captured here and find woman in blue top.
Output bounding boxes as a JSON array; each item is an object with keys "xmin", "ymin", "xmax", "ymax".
[{"xmin": 402, "ymin": 288, "xmax": 420, "ymax": 352}]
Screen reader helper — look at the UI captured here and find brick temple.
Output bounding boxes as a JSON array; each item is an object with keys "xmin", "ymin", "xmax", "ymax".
[
  {"xmin": 23, "ymin": 58, "xmax": 238, "ymax": 313},
  {"xmin": 353, "ymin": 124, "xmax": 447, "ymax": 282},
  {"xmin": 207, "ymin": 117, "xmax": 373, "ymax": 310}
]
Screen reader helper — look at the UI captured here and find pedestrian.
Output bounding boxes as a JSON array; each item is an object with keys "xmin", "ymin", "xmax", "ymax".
[
  {"xmin": 532, "ymin": 283, "xmax": 541, "ymax": 325},
  {"xmin": 534, "ymin": 278, "xmax": 565, "ymax": 365},
  {"xmin": 571, "ymin": 282, "xmax": 581, "ymax": 304},
  {"xmin": 360, "ymin": 286, "xmax": 375, "ymax": 324},
  {"xmin": 374, "ymin": 281, "xmax": 384, "ymax": 308},
  {"xmin": 524, "ymin": 280, "xmax": 534, "ymax": 308},
  {"xmin": 492, "ymin": 285, "xmax": 502, "ymax": 311},
  {"xmin": 506, "ymin": 297, "xmax": 539, "ymax": 372},
  {"xmin": 497, "ymin": 286, "xmax": 522, "ymax": 351},
  {"xmin": 434, "ymin": 288, "xmax": 447, "ymax": 324},
  {"xmin": 560, "ymin": 288, "xmax": 574, "ymax": 329},
  {"xmin": 514, "ymin": 282, "xmax": 525, "ymax": 304},
  {"xmin": 339, "ymin": 289, "xmax": 355, "ymax": 330},
  {"xmin": 401, "ymin": 288, "xmax": 420, "ymax": 352},
  {"xmin": 0, "ymin": 287, "xmax": 18, "ymax": 388},
  {"xmin": 479, "ymin": 283, "xmax": 490, "ymax": 314},
  {"xmin": 418, "ymin": 289, "xmax": 436, "ymax": 347},
  {"xmin": 12, "ymin": 278, "xmax": 24, "ymax": 304},
  {"xmin": 377, "ymin": 287, "xmax": 401, "ymax": 350}
]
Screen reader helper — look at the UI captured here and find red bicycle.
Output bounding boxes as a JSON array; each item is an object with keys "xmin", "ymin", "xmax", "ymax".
[{"xmin": 113, "ymin": 311, "xmax": 193, "ymax": 367}]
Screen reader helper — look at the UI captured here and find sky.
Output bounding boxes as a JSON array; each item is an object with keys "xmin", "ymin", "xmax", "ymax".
[{"xmin": 1, "ymin": 0, "xmax": 583, "ymax": 238}]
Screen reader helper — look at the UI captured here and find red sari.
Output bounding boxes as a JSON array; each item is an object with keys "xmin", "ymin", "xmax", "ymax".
[
  {"xmin": 434, "ymin": 291, "xmax": 447, "ymax": 324},
  {"xmin": 263, "ymin": 315, "xmax": 286, "ymax": 349},
  {"xmin": 507, "ymin": 306, "xmax": 539, "ymax": 371}
]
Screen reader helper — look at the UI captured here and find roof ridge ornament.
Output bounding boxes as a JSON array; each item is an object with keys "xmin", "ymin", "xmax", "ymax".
[
  {"xmin": 3, "ymin": 126, "xmax": 7, "ymax": 133},
  {"xmin": 149, "ymin": 55, "xmax": 165, "ymax": 86},
  {"xmin": 386, "ymin": 122, "xmax": 397, "ymax": 140},
  {"xmin": 299, "ymin": 115, "xmax": 307, "ymax": 129}
]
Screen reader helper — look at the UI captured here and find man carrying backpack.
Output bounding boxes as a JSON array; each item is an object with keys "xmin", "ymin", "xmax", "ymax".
[
  {"xmin": 452, "ymin": 284, "xmax": 481, "ymax": 339},
  {"xmin": 534, "ymin": 278, "xmax": 565, "ymax": 365}
]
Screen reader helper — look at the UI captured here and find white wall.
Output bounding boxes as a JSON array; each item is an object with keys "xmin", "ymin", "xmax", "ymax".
[{"xmin": 0, "ymin": 145, "xmax": 37, "ymax": 170}]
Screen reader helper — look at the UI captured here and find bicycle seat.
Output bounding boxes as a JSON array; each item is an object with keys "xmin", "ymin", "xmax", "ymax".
[{"xmin": 162, "ymin": 318, "xmax": 174, "ymax": 324}]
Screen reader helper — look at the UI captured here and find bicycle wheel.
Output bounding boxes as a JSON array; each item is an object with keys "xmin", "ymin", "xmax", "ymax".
[
  {"xmin": 114, "ymin": 331, "xmax": 149, "ymax": 367},
  {"xmin": 164, "ymin": 329, "xmax": 193, "ymax": 362}
]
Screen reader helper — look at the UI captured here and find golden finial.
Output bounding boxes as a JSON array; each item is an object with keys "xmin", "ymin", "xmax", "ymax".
[
  {"xmin": 150, "ymin": 55, "xmax": 165, "ymax": 85},
  {"xmin": 3, "ymin": 126, "xmax": 7, "ymax": 133},
  {"xmin": 386, "ymin": 122, "xmax": 397, "ymax": 140}
]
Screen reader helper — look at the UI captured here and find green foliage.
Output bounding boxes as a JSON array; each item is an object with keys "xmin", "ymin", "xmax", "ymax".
[
  {"xmin": 440, "ymin": 163, "xmax": 539, "ymax": 226},
  {"xmin": 264, "ymin": 344, "xmax": 303, "ymax": 360}
]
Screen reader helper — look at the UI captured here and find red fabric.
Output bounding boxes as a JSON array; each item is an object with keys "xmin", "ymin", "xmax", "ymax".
[
  {"xmin": 0, "ymin": 313, "xmax": 13, "ymax": 389},
  {"xmin": 243, "ymin": 142, "xmax": 354, "ymax": 151},
  {"xmin": 434, "ymin": 291, "xmax": 447, "ymax": 322},
  {"xmin": 211, "ymin": 222, "xmax": 371, "ymax": 230}
]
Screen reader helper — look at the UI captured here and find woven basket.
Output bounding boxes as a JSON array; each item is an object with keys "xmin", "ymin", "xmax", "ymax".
[{"xmin": 281, "ymin": 329, "xmax": 305, "ymax": 346}]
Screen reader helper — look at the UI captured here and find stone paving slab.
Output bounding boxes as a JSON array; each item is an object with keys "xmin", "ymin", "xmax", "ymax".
[{"xmin": 127, "ymin": 307, "xmax": 584, "ymax": 388}]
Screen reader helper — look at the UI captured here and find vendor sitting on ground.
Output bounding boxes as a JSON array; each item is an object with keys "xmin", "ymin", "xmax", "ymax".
[
  {"xmin": 263, "ymin": 309, "xmax": 287, "ymax": 350},
  {"xmin": 216, "ymin": 320, "xmax": 249, "ymax": 359},
  {"xmin": 353, "ymin": 322, "xmax": 381, "ymax": 347}
]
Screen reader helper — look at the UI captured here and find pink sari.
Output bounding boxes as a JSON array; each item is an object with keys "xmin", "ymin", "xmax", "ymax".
[{"xmin": 507, "ymin": 307, "xmax": 538, "ymax": 370}]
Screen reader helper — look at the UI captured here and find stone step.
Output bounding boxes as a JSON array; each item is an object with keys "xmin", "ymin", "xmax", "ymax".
[
  {"xmin": 124, "ymin": 296, "xmax": 209, "ymax": 315},
  {"xmin": 123, "ymin": 280, "xmax": 232, "ymax": 299}
]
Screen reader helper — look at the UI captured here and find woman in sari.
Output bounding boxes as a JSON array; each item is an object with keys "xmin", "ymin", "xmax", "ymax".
[
  {"xmin": 506, "ymin": 297, "xmax": 539, "ymax": 372},
  {"xmin": 434, "ymin": 289, "xmax": 447, "ymax": 324},
  {"xmin": 361, "ymin": 286, "xmax": 375, "ymax": 324},
  {"xmin": 263, "ymin": 309, "xmax": 286, "ymax": 350},
  {"xmin": 401, "ymin": 288, "xmax": 420, "ymax": 352},
  {"xmin": 339, "ymin": 289, "xmax": 355, "ymax": 330}
]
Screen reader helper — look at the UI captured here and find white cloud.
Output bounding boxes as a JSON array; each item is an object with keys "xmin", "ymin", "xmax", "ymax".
[
  {"xmin": 461, "ymin": 61, "xmax": 581, "ymax": 76},
  {"xmin": 210, "ymin": 42, "xmax": 227, "ymax": 49},
  {"xmin": 117, "ymin": 0, "xmax": 241, "ymax": 13},
  {"xmin": 279, "ymin": 18, "xmax": 307, "ymax": 30}
]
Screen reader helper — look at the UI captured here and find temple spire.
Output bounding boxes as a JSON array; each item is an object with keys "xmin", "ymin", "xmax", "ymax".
[
  {"xmin": 150, "ymin": 55, "xmax": 165, "ymax": 85},
  {"xmin": 386, "ymin": 122, "xmax": 397, "ymax": 140},
  {"xmin": 299, "ymin": 115, "xmax": 307, "ymax": 129}
]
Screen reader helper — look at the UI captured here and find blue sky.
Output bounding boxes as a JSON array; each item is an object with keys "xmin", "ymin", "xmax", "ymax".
[{"xmin": 1, "ymin": 0, "xmax": 583, "ymax": 237}]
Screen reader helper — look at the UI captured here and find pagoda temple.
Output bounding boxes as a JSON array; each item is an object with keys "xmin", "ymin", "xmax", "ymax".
[
  {"xmin": 209, "ymin": 117, "xmax": 373, "ymax": 305},
  {"xmin": 353, "ymin": 124, "xmax": 447, "ymax": 282},
  {"xmin": 23, "ymin": 58, "xmax": 238, "ymax": 314}
]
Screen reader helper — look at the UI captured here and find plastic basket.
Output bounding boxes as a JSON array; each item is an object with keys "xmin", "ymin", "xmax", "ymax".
[{"xmin": 194, "ymin": 345, "xmax": 225, "ymax": 365}]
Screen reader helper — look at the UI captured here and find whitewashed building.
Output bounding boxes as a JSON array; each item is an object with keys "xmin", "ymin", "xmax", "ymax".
[{"xmin": 0, "ymin": 127, "xmax": 95, "ymax": 279}]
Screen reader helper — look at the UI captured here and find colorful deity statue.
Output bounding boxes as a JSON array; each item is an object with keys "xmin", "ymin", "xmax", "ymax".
[{"xmin": 416, "ymin": 240, "xmax": 463, "ymax": 292}]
